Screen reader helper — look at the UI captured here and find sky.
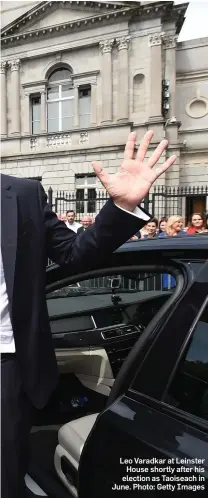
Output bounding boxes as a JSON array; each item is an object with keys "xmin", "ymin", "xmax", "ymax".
[{"xmin": 173, "ymin": 0, "xmax": 208, "ymax": 41}]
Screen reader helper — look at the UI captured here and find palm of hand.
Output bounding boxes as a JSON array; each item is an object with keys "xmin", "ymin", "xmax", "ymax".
[
  {"xmin": 92, "ymin": 131, "xmax": 176, "ymax": 211},
  {"xmin": 106, "ymin": 159, "xmax": 156, "ymax": 207}
]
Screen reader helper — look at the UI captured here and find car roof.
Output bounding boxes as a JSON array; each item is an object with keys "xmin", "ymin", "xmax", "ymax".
[
  {"xmin": 116, "ymin": 234, "xmax": 208, "ymax": 253},
  {"xmin": 46, "ymin": 235, "xmax": 207, "ymax": 282}
]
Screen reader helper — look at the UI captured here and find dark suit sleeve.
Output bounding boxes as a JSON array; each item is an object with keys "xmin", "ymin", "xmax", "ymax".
[{"xmin": 38, "ymin": 183, "xmax": 150, "ymax": 272}]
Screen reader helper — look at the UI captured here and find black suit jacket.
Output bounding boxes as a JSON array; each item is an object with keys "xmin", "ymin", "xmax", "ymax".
[
  {"xmin": 77, "ymin": 226, "xmax": 86, "ymax": 235},
  {"xmin": 1, "ymin": 174, "xmax": 149, "ymax": 408}
]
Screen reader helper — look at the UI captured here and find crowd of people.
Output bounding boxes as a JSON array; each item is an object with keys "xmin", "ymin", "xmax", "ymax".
[
  {"xmin": 57, "ymin": 210, "xmax": 94, "ymax": 233},
  {"xmin": 129, "ymin": 212, "xmax": 208, "ymax": 241},
  {"xmin": 57, "ymin": 209, "xmax": 208, "ymax": 241}
]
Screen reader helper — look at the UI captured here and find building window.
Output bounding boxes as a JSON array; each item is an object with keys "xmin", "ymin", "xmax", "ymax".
[
  {"xmin": 47, "ymin": 68, "xmax": 74, "ymax": 133},
  {"xmin": 31, "ymin": 96, "xmax": 41, "ymax": 134},
  {"xmin": 79, "ymin": 86, "xmax": 91, "ymax": 128},
  {"xmin": 75, "ymin": 174, "xmax": 96, "ymax": 214}
]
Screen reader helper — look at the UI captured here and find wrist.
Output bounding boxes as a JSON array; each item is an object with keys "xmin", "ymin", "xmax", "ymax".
[{"xmin": 114, "ymin": 201, "xmax": 135, "ymax": 213}]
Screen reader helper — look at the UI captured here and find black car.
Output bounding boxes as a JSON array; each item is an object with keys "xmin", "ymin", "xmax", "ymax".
[{"xmin": 26, "ymin": 236, "xmax": 208, "ymax": 498}]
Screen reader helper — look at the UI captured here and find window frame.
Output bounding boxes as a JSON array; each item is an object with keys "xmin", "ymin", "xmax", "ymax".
[
  {"xmin": 75, "ymin": 174, "xmax": 97, "ymax": 214},
  {"xmin": 160, "ymin": 295, "xmax": 208, "ymax": 421},
  {"xmin": 128, "ymin": 261, "xmax": 208, "ymax": 417},
  {"xmin": 46, "ymin": 264, "xmax": 181, "ymax": 294},
  {"xmin": 47, "ymin": 71, "xmax": 74, "ymax": 133},
  {"xmin": 78, "ymin": 84, "xmax": 91, "ymax": 128},
  {"xmin": 31, "ymin": 94, "xmax": 41, "ymax": 135}
]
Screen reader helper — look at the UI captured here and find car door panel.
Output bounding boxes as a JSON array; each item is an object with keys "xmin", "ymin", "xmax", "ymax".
[
  {"xmin": 55, "ymin": 347, "xmax": 114, "ymax": 396},
  {"xmin": 47, "ymin": 267, "xmax": 175, "ymax": 399},
  {"xmin": 78, "ymin": 262, "xmax": 208, "ymax": 497},
  {"xmin": 79, "ymin": 395, "xmax": 208, "ymax": 497}
]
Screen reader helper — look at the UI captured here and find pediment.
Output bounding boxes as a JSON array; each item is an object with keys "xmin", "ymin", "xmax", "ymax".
[
  {"xmin": 1, "ymin": 1, "xmax": 133, "ymax": 36},
  {"xmin": 17, "ymin": 7, "xmax": 103, "ymax": 33},
  {"xmin": 1, "ymin": 1, "xmax": 188, "ymax": 48}
]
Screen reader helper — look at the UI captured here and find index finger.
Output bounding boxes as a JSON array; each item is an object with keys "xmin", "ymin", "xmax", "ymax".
[
  {"xmin": 124, "ymin": 132, "xmax": 137, "ymax": 160},
  {"xmin": 136, "ymin": 130, "xmax": 154, "ymax": 162}
]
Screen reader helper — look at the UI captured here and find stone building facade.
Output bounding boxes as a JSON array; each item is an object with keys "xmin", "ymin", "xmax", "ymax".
[{"xmin": 1, "ymin": 1, "xmax": 208, "ymax": 216}]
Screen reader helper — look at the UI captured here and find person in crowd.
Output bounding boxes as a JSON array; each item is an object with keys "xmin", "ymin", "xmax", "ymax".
[
  {"xmin": 140, "ymin": 223, "xmax": 149, "ymax": 238},
  {"xmin": 143, "ymin": 217, "xmax": 158, "ymax": 238},
  {"xmin": 65, "ymin": 209, "xmax": 82, "ymax": 233},
  {"xmin": 57, "ymin": 213, "xmax": 67, "ymax": 222},
  {"xmin": 77, "ymin": 215, "xmax": 93, "ymax": 234},
  {"xmin": 1, "ymin": 130, "xmax": 177, "ymax": 498},
  {"xmin": 186, "ymin": 212, "xmax": 207, "ymax": 234},
  {"xmin": 61, "ymin": 213, "xmax": 67, "ymax": 222},
  {"xmin": 128, "ymin": 234, "xmax": 140, "ymax": 241},
  {"xmin": 159, "ymin": 215, "xmax": 186, "ymax": 237},
  {"xmin": 159, "ymin": 217, "xmax": 168, "ymax": 234}
]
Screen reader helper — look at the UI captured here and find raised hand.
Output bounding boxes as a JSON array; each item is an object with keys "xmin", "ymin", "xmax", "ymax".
[{"xmin": 92, "ymin": 131, "xmax": 176, "ymax": 212}]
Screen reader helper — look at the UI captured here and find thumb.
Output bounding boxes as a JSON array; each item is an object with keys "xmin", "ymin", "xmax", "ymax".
[{"xmin": 92, "ymin": 162, "xmax": 110, "ymax": 188}]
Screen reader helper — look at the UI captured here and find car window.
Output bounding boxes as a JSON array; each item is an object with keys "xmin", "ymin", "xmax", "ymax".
[
  {"xmin": 165, "ymin": 301, "xmax": 208, "ymax": 421},
  {"xmin": 47, "ymin": 272, "xmax": 176, "ymax": 298},
  {"xmin": 46, "ymin": 270, "xmax": 176, "ymax": 327}
]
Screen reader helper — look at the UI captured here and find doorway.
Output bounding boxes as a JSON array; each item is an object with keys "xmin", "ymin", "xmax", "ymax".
[{"xmin": 185, "ymin": 195, "xmax": 206, "ymax": 222}]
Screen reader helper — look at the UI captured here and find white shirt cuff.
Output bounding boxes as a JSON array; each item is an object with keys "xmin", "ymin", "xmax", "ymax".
[{"xmin": 115, "ymin": 204, "xmax": 150, "ymax": 221}]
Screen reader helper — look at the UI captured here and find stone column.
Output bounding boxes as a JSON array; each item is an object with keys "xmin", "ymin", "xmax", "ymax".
[
  {"xmin": 148, "ymin": 34, "xmax": 163, "ymax": 120},
  {"xmin": 162, "ymin": 35, "xmax": 180, "ymax": 186},
  {"xmin": 163, "ymin": 35, "xmax": 178, "ymax": 118},
  {"xmin": 99, "ymin": 39, "xmax": 114, "ymax": 122},
  {"xmin": 40, "ymin": 90, "xmax": 47, "ymax": 133},
  {"xmin": 0, "ymin": 61, "xmax": 7, "ymax": 136},
  {"xmin": 116, "ymin": 37, "xmax": 130, "ymax": 121},
  {"xmin": 9, "ymin": 59, "xmax": 21, "ymax": 135},
  {"xmin": 73, "ymin": 85, "xmax": 79, "ymax": 127}
]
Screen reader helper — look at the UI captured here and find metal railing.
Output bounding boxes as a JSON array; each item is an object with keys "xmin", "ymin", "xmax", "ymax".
[{"xmin": 47, "ymin": 185, "xmax": 208, "ymax": 222}]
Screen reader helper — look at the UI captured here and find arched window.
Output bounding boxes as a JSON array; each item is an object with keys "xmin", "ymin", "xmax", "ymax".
[{"xmin": 47, "ymin": 67, "xmax": 74, "ymax": 132}]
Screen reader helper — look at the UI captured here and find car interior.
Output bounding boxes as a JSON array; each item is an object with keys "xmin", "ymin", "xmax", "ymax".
[{"xmin": 27, "ymin": 265, "xmax": 180, "ymax": 497}]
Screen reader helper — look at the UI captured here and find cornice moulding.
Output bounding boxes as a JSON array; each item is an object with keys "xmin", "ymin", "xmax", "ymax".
[
  {"xmin": 180, "ymin": 148, "xmax": 208, "ymax": 155},
  {"xmin": 177, "ymin": 38, "xmax": 208, "ymax": 51},
  {"xmin": 72, "ymin": 70, "xmax": 99, "ymax": 79},
  {"xmin": 1, "ymin": 8, "xmax": 132, "ymax": 47},
  {"xmin": 22, "ymin": 79, "xmax": 47, "ymax": 88},
  {"xmin": 176, "ymin": 70, "xmax": 208, "ymax": 83},
  {"xmin": 1, "ymin": 29, "xmax": 129, "ymax": 61},
  {"xmin": 1, "ymin": 1, "xmax": 188, "ymax": 48},
  {"xmin": 179, "ymin": 127, "xmax": 208, "ymax": 134}
]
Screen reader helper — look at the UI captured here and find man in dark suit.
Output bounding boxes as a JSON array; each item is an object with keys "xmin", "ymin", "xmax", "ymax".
[
  {"xmin": 0, "ymin": 131, "xmax": 176, "ymax": 498},
  {"xmin": 77, "ymin": 215, "xmax": 93, "ymax": 234}
]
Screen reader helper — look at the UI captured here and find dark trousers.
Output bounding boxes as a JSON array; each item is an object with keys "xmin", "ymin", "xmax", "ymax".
[{"xmin": 1, "ymin": 354, "xmax": 33, "ymax": 498}]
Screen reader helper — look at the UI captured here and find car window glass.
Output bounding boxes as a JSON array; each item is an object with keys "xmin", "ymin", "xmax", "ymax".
[
  {"xmin": 46, "ymin": 270, "xmax": 175, "ymax": 328},
  {"xmin": 47, "ymin": 272, "xmax": 175, "ymax": 298},
  {"xmin": 165, "ymin": 301, "xmax": 208, "ymax": 421}
]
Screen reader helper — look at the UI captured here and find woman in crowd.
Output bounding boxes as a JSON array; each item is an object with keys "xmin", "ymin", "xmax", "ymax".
[
  {"xmin": 186, "ymin": 212, "xmax": 207, "ymax": 234},
  {"xmin": 159, "ymin": 215, "xmax": 185, "ymax": 237},
  {"xmin": 143, "ymin": 218, "xmax": 158, "ymax": 238},
  {"xmin": 159, "ymin": 217, "xmax": 168, "ymax": 235}
]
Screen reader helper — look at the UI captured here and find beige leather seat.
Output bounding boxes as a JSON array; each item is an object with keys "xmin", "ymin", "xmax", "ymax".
[{"xmin": 54, "ymin": 413, "xmax": 98, "ymax": 497}]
